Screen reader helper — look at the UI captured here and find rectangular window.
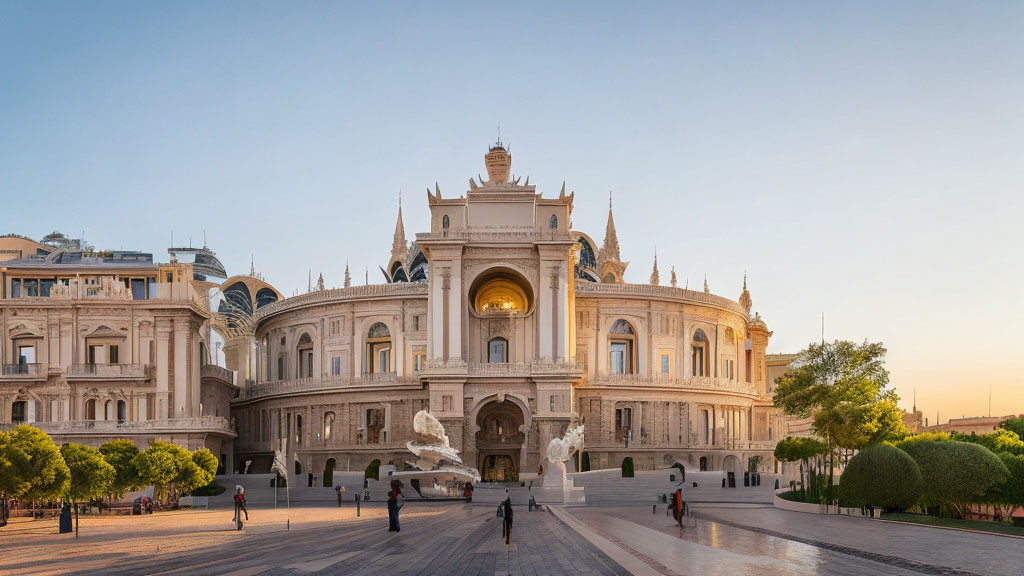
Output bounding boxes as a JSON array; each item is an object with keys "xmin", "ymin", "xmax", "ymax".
[
  {"xmin": 661, "ymin": 354, "xmax": 670, "ymax": 375},
  {"xmin": 610, "ymin": 342, "xmax": 626, "ymax": 374},
  {"xmin": 331, "ymin": 356, "xmax": 341, "ymax": 376}
]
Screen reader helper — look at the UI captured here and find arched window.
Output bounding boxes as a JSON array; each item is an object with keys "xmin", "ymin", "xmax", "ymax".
[
  {"xmin": 295, "ymin": 414, "xmax": 303, "ymax": 446},
  {"xmin": 366, "ymin": 322, "xmax": 392, "ymax": 374},
  {"xmin": 324, "ymin": 411, "xmax": 335, "ymax": 441},
  {"xmin": 691, "ymin": 329, "xmax": 709, "ymax": 377},
  {"xmin": 488, "ymin": 337, "xmax": 508, "ymax": 363},
  {"xmin": 86, "ymin": 399, "xmax": 97, "ymax": 420},
  {"xmin": 297, "ymin": 333, "xmax": 314, "ymax": 378},
  {"xmin": 608, "ymin": 320, "xmax": 635, "ymax": 374},
  {"xmin": 117, "ymin": 399, "xmax": 126, "ymax": 423},
  {"xmin": 549, "ymin": 214, "xmax": 558, "ymax": 229}
]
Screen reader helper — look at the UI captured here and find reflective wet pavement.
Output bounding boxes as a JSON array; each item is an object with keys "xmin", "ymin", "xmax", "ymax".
[{"xmin": 566, "ymin": 505, "xmax": 1022, "ymax": 576}]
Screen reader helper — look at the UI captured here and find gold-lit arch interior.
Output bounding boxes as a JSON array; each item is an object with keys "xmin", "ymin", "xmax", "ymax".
[{"xmin": 474, "ymin": 279, "xmax": 528, "ymax": 314}]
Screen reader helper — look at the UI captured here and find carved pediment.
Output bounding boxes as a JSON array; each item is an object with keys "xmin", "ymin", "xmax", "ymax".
[
  {"xmin": 83, "ymin": 325, "xmax": 126, "ymax": 339},
  {"xmin": 9, "ymin": 323, "xmax": 43, "ymax": 339}
]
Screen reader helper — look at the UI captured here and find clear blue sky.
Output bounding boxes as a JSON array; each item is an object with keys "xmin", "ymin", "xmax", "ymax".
[{"xmin": 2, "ymin": 2, "xmax": 1022, "ymax": 421}]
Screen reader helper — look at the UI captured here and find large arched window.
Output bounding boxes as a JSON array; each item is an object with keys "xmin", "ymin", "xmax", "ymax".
[
  {"xmin": 691, "ymin": 329, "xmax": 709, "ymax": 377},
  {"xmin": 324, "ymin": 411, "xmax": 335, "ymax": 441},
  {"xmin": 366, "ymin": 322, "xmax": 392, "ymax": 374},
  {"xmin": 297, "ymin": 333, "xmax": 314, "ymax": 378},
  {"xmin": 609, "ymin": 319, "xmax": 635, "ymax": 374},
  {"xmin": 488, "ymin": 337, "xmax": 508, "ymax": 363}
]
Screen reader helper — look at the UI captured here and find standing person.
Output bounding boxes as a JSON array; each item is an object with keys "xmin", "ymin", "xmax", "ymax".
[
  {"xmin": 336, "ymin": 485, "xmax": 346, "ymax": 507},
  {"xmin": 387, "ymin": 479, "xmax": 403, "ymax": 532},
  {"xmin": 500, "ymin": 490, "xmax": 513, "ymax": 545},
  {"xmin": 671, "ymin": 488, "xmax": 683, "ymax": 528}
]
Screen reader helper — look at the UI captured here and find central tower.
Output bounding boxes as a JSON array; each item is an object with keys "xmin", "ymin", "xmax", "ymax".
[{"xmin": 416, "ymin": 142, "xmax": 582, "ymax": 481}]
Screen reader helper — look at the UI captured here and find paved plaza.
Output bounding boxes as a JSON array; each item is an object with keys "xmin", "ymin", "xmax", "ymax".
[{"xmin": 1, "ymin": 502, "xmax": 1022, "ymax": 575}]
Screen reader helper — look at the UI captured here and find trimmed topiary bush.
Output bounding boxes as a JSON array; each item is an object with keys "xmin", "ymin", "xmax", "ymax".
[
  {"xmin": 840, "ymin": 444, "xmax": 923, "ymax": 510},
  {"xmin": 896, "ymin": 440, "xmax": 1009, "ymax": 518},
  {"xmin": 621, "ymin": 457, "xmax": 634, "ymax": 478}
]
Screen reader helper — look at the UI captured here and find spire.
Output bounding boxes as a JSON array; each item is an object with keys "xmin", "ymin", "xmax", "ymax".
[
  {"xmin": 602, "ymin": 191, "xmax": 620, "ymax": 261},
  {"xmin": 739, "ymin": 271, "xmax": 752, "ymax": 315},
  {"xmin": 392, "ymin": 192, "xmax": 407, "ymax": 257},
  {"xmin": 670, "ymin": 266, "xmax": 677, "ymax": 288},
  {"xmin": 649, "ymin": 249, "xmax": 660, "ymax": 285},
  {"xmin": 344, "ymin": 262, "xmax": 351, "ymax": 288},
  {"xmin": 703, "ymin": 275, "xmax": 709, "ymax": 293}
]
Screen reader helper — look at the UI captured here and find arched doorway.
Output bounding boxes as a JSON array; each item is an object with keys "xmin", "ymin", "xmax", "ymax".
[
  {"xmin": 475, "ymin": 400, "xmax": 526, "ymax": 482},
  {"xmin": 323, "ymin": 458, "xmax": 336, "ymax": 487}
]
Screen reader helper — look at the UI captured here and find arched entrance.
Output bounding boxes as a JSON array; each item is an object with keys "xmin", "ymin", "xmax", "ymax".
[
  {"xmin": 323, "ymin": 458, "xmax": 336, "ymax": 487},
  {"xmin": 475, "ymin": 400, "xmax": 526, "ymax": 482}
]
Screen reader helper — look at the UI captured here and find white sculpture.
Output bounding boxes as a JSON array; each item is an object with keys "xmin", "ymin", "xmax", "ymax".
[
  {"xmin": 404, "ymin": 410, "xmax": 480, "ymax": 482},
  {"xmin": 546, "ymin": 423, "xmax": 585, "ymax": 463}
]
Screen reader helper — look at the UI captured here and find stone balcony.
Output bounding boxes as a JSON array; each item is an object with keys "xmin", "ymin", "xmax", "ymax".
[
  {"xmin": 238, "ymin": 373, "xmax": 420, "ymax": 401},
  {"xmin": 419, "ymin": 359, "xmax": 582, "ymax": 379},
  {"xmin": 584, "ymin": 373, "xmax": 760, "ymax": 396},
  {"xmin": 65, "ymin": 363, "xmax": 152, "ymax": 380},
  {"xmin": 0, "ymin": 363, "xmax": 47, "ymax": 381},
  {"xmin": 200, "ymin": 364, "xmax": 236, "ymax": 385},
  {"xmin": 30, "ymin": 416, "xmax": 234, "ymax": 437}
]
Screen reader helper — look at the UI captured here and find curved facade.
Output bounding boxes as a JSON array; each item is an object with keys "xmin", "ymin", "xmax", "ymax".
[{"xmin": 230, "ymin": 143, "xmax": 784, "ymax": 484}]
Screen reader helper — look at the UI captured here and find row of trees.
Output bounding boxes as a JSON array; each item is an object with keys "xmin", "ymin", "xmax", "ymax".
[
  {"xmin": 0, "ymin": 425, "xmax": 218, "ymax": 536},
  {"xmin": 841, "ymin": 438, "xmax": 1024, "ymax": 520},
  {"xmin": 773, "ymin": 340, "xmax": 908, "ymax": 490}
]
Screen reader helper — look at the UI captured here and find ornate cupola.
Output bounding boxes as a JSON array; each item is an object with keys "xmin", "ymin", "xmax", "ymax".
[{"xmin": 484, "ymin": 140, "xmax": 511, "ymax": 183}]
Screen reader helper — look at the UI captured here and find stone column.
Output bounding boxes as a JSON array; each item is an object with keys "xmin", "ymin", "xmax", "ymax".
[
  {"xmin": 173, "ymin": 318, "xmax": 188, "ymax": 418},
  {"xmin": 156, "ymin": 322, "xmax": 171, "ymax": 419}
]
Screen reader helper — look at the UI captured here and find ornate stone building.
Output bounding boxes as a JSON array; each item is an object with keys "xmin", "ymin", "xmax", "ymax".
[{"xmin": 228, "ymin": 142, "xmax": 785, "ymax": 484}]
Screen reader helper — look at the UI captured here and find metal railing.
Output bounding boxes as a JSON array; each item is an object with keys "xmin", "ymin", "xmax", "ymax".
[{"xmin": 1, "ymin": 363, "xmax": 45, "ymax": 378}]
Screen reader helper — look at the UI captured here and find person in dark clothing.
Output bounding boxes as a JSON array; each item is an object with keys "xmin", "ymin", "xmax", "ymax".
[
  {"xmin": 501, "ymin": 491, "xmax": 513, "ymax": 545},
  {"xmin": 387, "ymin": 479, "xmax": 404, "ymax": 532}
]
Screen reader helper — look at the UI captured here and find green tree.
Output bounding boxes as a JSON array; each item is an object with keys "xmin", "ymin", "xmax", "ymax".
[
  {"xmin": 998, "ymin": 416, "xmax": 1024, "ymax": 440},
  {"xmin": 896, "ymin": 440, "xmax": 1009, "ymax": 518},
  {"xmin": 840, "ymin": 444, "xmax": 923, "ymax": 510},
  {"xmin": 985, "ymin": 452, "xmax": 1024, "ymax": 520},
  {"xmin": 951, "ymin": 430, "xmax": 1024, "ymax": 456},
  {"xmin": 133, "ymin": 442, "xmax": 219, "ymax": 505},
  {"xmin": 773, "ymin": 340, "xmax": 896, "ymax": 488},
  {"xmin": 99, "ymin": 439, "xmax": 142, "ymax": 501},
  {"xmin": 61, "ymin": 443, "xmax": 115, "ymax": 538},
  {"xmin": 0, "ymin": 425, "xmax": 70, "ymax": 507}
]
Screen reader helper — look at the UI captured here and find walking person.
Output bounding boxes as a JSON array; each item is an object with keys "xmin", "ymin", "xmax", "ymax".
[
  {"xmin": 671, "ymin": 488, "xmax": 684, "ymax": 528},
  {"xmin": 387, "ymin": 479, "xmax": 404, "ymax": 532},
  {"xmin": 336, "ymin": 485, "xmax": 346, "ymax": 507},
  {"xmin": 500, "ymin": 490, "xmax": 513, "ymax": 544},
  {"xmin": 232, "ymin": 486, "xmax": 248, "ymax": 530}
]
